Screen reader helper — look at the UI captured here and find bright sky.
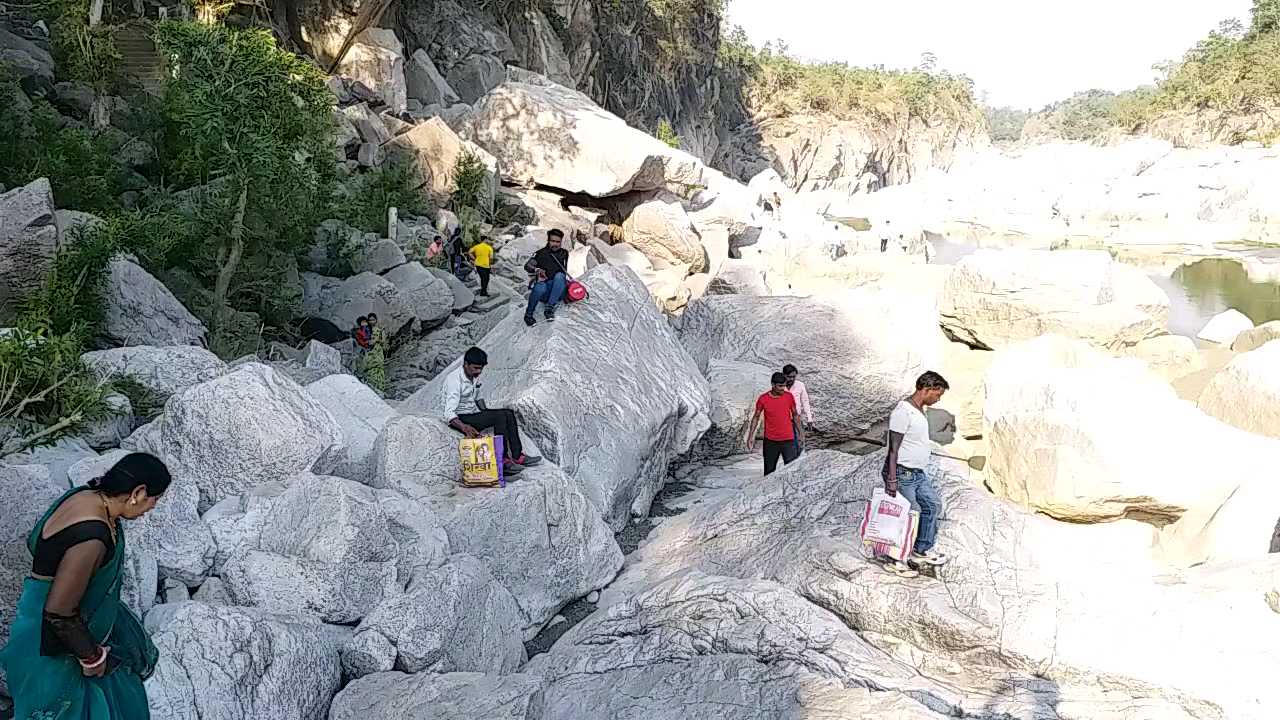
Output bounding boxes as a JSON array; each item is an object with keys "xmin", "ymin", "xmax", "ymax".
[{"xmin": 725, "ymin": 0, "xmax": 1254, "ymax": 109}]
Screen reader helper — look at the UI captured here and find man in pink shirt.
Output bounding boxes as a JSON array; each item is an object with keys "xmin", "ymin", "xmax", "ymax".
[{"xmin": 783, "ymin": 364, "xmax": 814, "ymax": 453}]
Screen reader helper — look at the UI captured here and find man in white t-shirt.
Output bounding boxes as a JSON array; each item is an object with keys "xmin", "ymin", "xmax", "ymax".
[{"xmin": 881, "ymin": 371, "xmax": 950, "ymax": 575}]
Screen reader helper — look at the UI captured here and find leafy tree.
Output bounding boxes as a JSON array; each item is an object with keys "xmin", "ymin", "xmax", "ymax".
[
  {"xmin": 655, "ymin": 118, "xmax": 681, "ymax": 148},
  {"xmin": 450, "ymin": 150, "xmax": 492, "ymax": 218},
  {"xmin": 983, "ymin": 105, "xmax": 1030, "ymax": 144},
  {"xmin": 1252, "ymin": 0, "xmax": 1280, "ymax": 36},
  {"xmin": 152, "ymin": 21, "xmax": 334, "ymax": 344}
]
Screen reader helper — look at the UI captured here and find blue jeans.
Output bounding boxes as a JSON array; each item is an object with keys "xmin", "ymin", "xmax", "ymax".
[
  {"xmin": 894, "ymin": 465, "xmax": 941, "ymax": 554},
  {"xmin": 526, "ymin": 272, "xmax": 566, "ymax": 317}
]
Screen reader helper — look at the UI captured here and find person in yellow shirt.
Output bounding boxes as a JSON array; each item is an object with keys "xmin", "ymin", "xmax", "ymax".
[{"xmin": 469, "ymin": 239, "xmax": 494, "ymax": 296}]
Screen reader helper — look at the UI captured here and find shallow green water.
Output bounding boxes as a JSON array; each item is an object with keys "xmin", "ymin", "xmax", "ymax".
[{"xmin": 1154, "ymin": 258, "xmax": 1280, "ymax": 337}]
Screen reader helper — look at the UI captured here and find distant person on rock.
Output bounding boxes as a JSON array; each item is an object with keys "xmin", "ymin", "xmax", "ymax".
[
  {"xmin": 745, "ymin": 372, "xmax": 804, "ymax": 476},
  {"xmin": 523, "ymin": 228, "xmax": 570, "ymax": 326},
  {"xmin": 470, "ymin": 237, "xmax": 494, "ymax": 297},
  {"xmin": 782, "ymin": 364, "xmax": 816, "ymax": 453},
  {"xmin": 449, "ymin": 228, "xmax": 466, "ymax": 278},
  {"xmin": 353, "ymin": 316, "xmax": 372, "ymax": 352},
  {"xmin": 881, "ymin": 370, "xmax": 951, "ymax": 575},
  {"xmin": 439, "ymin": 346, "xmax": 542, "ymax": 475},
  {"xmin": 880, "ymin": 220, "xmax": 891, "ymax": 253}
]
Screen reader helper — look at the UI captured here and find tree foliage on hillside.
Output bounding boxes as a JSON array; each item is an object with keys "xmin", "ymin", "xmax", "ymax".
[
  {"xmin": 153, "ymin": 21, "xmax": 335, "ymax": 353},
  {"xmin": 717, "ymin": 26, "xmax": 980, "ymax": 124}
]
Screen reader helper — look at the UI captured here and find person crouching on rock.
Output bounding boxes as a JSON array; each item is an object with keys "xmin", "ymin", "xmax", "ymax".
[
  {"xmin": 353, "ymin": 316, "xmax": 372, "ymax": 353},
  {"xmin": 439, "ymin": 346, "xmax": 543, "ymax": 476},
  {"xmin": 745, "ymin": 371, "xmax": 804, "ymax": 476},
  {"xmin": 523, "ymin": 228, "xmax": 570, "ymax": 326},
  {"xmin": 882, "ymin": 371, "xmax": 951, "ymax": 573},
  {"xmin": 0, "ymin": 452, "xmax": 171, "ymax": 720}
]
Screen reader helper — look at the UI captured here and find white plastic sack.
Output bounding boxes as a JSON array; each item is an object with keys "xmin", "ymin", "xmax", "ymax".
[{"xmin": 860, "ymin": 488, "xmax": 920, "ymax": 562}]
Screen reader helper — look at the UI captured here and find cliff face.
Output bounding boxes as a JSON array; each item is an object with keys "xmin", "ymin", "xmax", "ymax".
[{"xmin": 272, "ymin": 0, "xmax": 985, "ymax": 191}]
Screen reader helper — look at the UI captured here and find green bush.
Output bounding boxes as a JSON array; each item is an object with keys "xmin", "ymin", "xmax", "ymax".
[
  {"xmin": 0, "ymin": 327, "xmax": 111, "ymax": 455},
  {"xmin": 335, "ymin": 163, "xmax": 428, "ymax": 234},
  {"xmin": 451, "ymin": 150, "xmax": 491, "ymax": 218},
  {"xmin": 655, "ymin": 118, "xmax": 681, "ymax": 148}
]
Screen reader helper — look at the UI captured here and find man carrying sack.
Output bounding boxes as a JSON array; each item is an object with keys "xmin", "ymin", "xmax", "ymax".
[{"xmin": 439, "ymin": 347, "xmax": 542, "ymax": 477}]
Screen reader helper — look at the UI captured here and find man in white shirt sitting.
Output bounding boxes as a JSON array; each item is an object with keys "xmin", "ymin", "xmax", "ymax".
[
  {"xmin": 881, "ymin": 370, "xmax": 950, "ymax": 576},
  {"xmin": 439, "ymin": 347, "xmax": 541, "ymax": 476}
]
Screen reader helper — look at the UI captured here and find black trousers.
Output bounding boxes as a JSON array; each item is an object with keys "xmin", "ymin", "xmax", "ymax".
[
  {"xmin": 457, "ymin": 409, "xmax": 523, "ymax": 459},
  {"xmin": 477, "ymin": 266, "xmax": 491, "ymax": 294},
  {"xmin": 763, "ymin": 438, "xmax": 799, "ymax": 475}
]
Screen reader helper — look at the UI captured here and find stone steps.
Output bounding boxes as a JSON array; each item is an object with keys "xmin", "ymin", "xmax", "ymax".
[{"xmin": 114, "ymin": 23, "xmax": 164, "ymax": 94}]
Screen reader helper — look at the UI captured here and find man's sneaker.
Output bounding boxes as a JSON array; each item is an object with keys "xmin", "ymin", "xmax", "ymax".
[
  {"xmin": 910, "ymin": 549, "xmax": 948, "ymax": 567},
  {"xmin": 879, "ymin": 559, "xmax": 919, "ymax": 578},
  {"xmin": 544, "ymin": 308, "xmax": 556, "ymax": 321},
  {"xmin": 503, "ymin": 460, "xmax": 524, "ymax": 475},
  {"xmin": 514, "ymin": 454, "xmax": 542, "ymax": 467},
  {"xmin": 523, "ymin": 314, "xmax": 536, "ymax": 327}
]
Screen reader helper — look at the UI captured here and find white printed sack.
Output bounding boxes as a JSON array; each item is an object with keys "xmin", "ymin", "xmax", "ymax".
[{"xmin": 859, "ymin": 488, "xmax": 920, "ymax": 562}]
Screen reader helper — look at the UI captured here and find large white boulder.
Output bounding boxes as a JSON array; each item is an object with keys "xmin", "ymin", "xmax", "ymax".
[
  {"xmin": 334, "ymin": 28, "xmax": 407, "ymax": 113},
  {"xmin": 1199, "ymin": 339, "xmax": 1280, "ymax": 439},
  {"xmin": 621, "ymin": 191, "xmax": 706, "ymax": 272},
  {"xmin": 145, "ymin": 602, "xmax": 342, "ymax": 720},
  {"xmin": 1231, "ymin": 320, "xmax": 1280, "ymax": 352},
  {"xmin": 983, "ymin": 335, "xmax": 1280, "ymax": 565},
  {"xmin": 597, "ymin": 450, "xmax": 1280, "ymax": 720},
  {"xmin": 684, "ymin": 360, "xmax": 773, "ymax": 462},
  {"xmin": 466, "ymin": 78, "xmax": 709, "ymax": 197},
  {"xmin": 220, "ymin": 550, "xmax": 398, "ymax": 623},
  {"xmin": 1118, "ymin": 334, "xmax": 1204, "ymax": 379},
  {"xmin": 136, "ymin": 363, "xmax": 345, "ymax": 512},
  {"xmin": 1197, "ymin": 308, "xmax": 1254, "ymax": 345},
  {"xmin": 329, "ymin": 671, "xmax": 544, "ymax": 720},
  {"xmin": 348, "ymin": 555, "xmax": 525, "ymax": 676},
  {"xmin": 81, "ymin": 345, "xmax": 228, "ymax": 402},
  {"xmin": 386, "ymin": 118, "xmax": 498, "ymax": 209},
  {"xmin": 0, "ymin": 178, "xmax": 59, "ymax": 319},
  {"xmin": 301, "ymin": 271, "xmax": 416, "ymax": 336},
  {"xmin": 304, "ymin": 374, "xmax": 398, "ymax": 483},
  {"xmin": 680, "ymin": 286, "xmax": 944, "ymax": 440},
  {"xmin": 97, "ymin": 258, "xmax": 207, "ymax": 348},
  {"xmin": 383, "ymin": 262, "xmax": 454, "ymax": 330},
  {"xmin": 939, "ymin": 249, "xmax": 1168, "ymax": 350},
  {"xmin": 402, "ymin": 265, "xmax": 711, "ymax": 530}
]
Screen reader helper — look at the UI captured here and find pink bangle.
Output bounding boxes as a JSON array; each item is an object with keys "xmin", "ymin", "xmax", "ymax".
[{"xmin": 79, "ymin": 646, "xmax": 108, "ymax": 669}]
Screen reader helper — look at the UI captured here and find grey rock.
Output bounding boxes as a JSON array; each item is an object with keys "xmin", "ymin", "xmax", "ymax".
[
  {"xmin": 0, "ymin": 463, "xmax": 62, "ymax": 544},
  {"xmin": 3, "ymin": 436, "xmax": 96, "ymax": 486},
  {"xmin": 445, "ymin": 54, "xmax": 505, "ymax": 105},
  {"xmin": 54, "ymin": 208, "xmax": 104, "ymax": 246},
  {"xmin": 435, "ymin": 463, "xmax": 623, "ymax": 635},
  {"xmin": 684, "ymin": 360, "xmax": 773, "ymax": 462},
  {"xmin": 80, "ymin": 392, "xmax": 133, "ymax": 450},
  {"xmin": 383, "ymin": 261, "xmax": 453, "ymax": 330},
  {"xmin": 81, "ymin": 345, "xmax": 228, "ymax": 402},
  {"xmin": 352, "ymin": 237, "xmax": 406, "ymax": 275},
  {"xmin": 0, "ymin": 178, "xmax": 59, "ymax": 320},
  {"xmin": 373, "ymin": 489, "xmax": 450, "ymax": 585},
  {"xmin": 120, "ymin": 543, "xmax": 158, "ymax": 617},
  {"xmin": 357, "ymin": 142, "xmax": 383, "ymax": 167},
  {"xmin": 679, "ymin": 289, "xmax": 943, "ymax": 441},
  {"xmin": 97, "ymin": 258, "xmax": 207, "ymax": 348},
  {"xmin": 333, "ymin": 29, "xmax": 408, "ymax": 113},
  {"xmin": 385, "ymin": 118, "xmax": 497, "ymax": 211},
  {"xmin": 329, "ymin": 671, "xmax": 545, "ymax": 720},
  {"xmin": 161, "ymin": 578, "xmax": 190, "ymax": 604},
  {"xmin": 405, "ymin": 49, "xmax": 460, "ymax": 106},
  {"xmin": 301, "ymin": 339, "xmax": 342, "ymax": 374},
  {"xmin": 403, "ymin": 265, "xmax": 711, "ymax": 530},
  {"xmin": 426, "ymin": 265, "xmax": 475, "ymax": 311},
  {"xmin": 350, "ymin": 554, "xmax": 525, "ymax": 676},
  {"xmin": 191, "ymin": 576, "xmax": 232, "ymax": 605},
  {"xmin": 136, "ymin": 363, "xmax": 345, "ymax": 512},
  {"xmin": 221, "ymin": 550, "xmax": 398, "ymax": 623},
  {"xmin": 706, "ymin": 258, "xmax": 769, "ymax": 296},
  {"xmin": 0, "ymin": 541, "xmax": 30, "ymax": 695},
  {"xmin": 145, "ymin": 602, "xmax": 342, "ymax": 720},
  {"xmin": 369, "ymin": 415, "xmax": 460, "ymax": 503},
  {"xmin": 342, "ymin": 102, "xmax": 393, "ymax": 146},
  {"xmin": 305, "ymin": 219, "xmax": 362, "ymax": 275},
  {"xmin": 301, "ymin": 271, "xmax": 416, "ymax": 336},
  {"xmin": 304, "ymin": 374, "xmax": 398, "ymax": 483},
  {"xmin": 340, "ymin": 629, "xmax": 397, "ymax": 679},
  {"xmin": 0, "ymin": 27, "xmax": 54, "ymax": 92},
  {"xmin": 204, "ymin": 472, "xmax": 398, "ymax": 576}
]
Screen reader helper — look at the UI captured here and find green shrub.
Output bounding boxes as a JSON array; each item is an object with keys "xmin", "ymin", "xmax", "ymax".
[
  {"xmin": 451, "ymin": 150, "xmax": 491, "ymax": 218},
  {"xmin": 335, "ymin": 163, "xmax": 428, "ymax": 233},
  {"xmin": 0, "ymin": 327, "xmax": 110, "ymax": 455},
  {"xmin": 655, "ymin": 118, "xmax": 681, "ymax": 148}
]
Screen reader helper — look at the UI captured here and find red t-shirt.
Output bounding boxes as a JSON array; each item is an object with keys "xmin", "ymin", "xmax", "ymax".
[{"xmin": 756, "ymin": 391, "xmax": 797, "ymax": 441}]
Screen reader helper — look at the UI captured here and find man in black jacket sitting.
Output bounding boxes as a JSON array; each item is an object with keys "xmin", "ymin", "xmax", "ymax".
[{"xmin": 523, "ymin": 228, "xmax": 570, "ymax": 326}]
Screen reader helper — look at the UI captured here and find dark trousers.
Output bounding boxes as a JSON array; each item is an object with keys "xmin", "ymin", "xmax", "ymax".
[
  {"xmin": 763, "ymin": 438, "xmax": 799, "ymax": 475},
  {"xmin": 477, "ymin": 266, "xmax": 491, "ymax": 295},
  {"xmin": 456, "ymin": 409, "xmax": 523, "ymax": 459},
  {"xmin": 880, "ymin": 238, "xmax": 888, "ymax": 252}
]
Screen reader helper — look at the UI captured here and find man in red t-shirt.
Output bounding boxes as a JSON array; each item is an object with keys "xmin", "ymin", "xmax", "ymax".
[{"xmin": 744, "ymin": 372, "xmax": 805, "ymax": 475}]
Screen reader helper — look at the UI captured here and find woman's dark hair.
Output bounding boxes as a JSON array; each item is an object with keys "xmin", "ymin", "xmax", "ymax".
[
  {"xmin": 357, "ymin": 316, "xmax": 368, "ymax": 325},
  {"xmin": 87, "ymin": 453, "xmax": 172, "ymax": 497}
]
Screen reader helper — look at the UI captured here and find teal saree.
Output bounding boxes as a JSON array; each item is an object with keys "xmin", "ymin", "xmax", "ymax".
[{"xmin": 0, "ymin": 488, "xmax": 158, "ymax": 720}]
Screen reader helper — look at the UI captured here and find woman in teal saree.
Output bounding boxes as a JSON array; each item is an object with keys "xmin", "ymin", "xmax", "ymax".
[{"xmin": 1, "ymin": 452, "xmax": 170, "ymax": 720}]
